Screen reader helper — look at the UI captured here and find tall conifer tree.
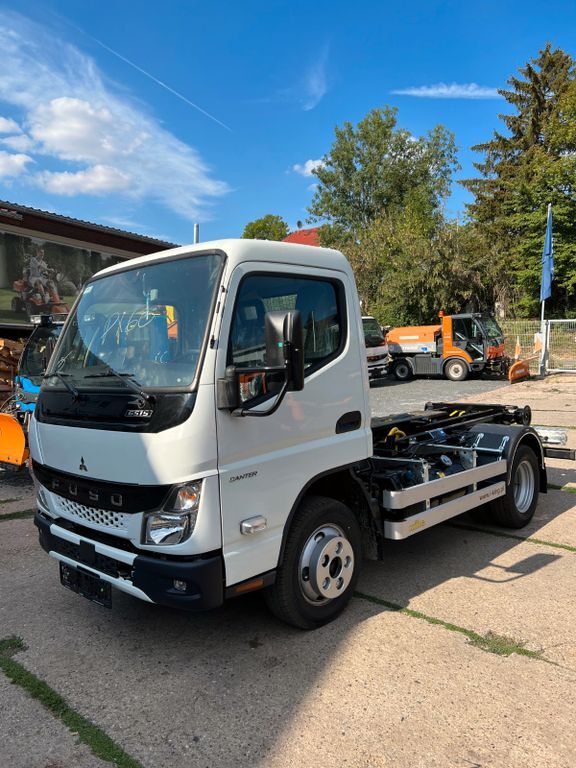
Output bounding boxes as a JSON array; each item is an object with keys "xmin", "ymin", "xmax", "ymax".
[{"xmin": 463, "ymin": 44, "xmax": 576, "ymax": 316}]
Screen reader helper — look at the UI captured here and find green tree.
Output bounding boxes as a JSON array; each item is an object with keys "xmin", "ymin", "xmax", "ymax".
[
  {"xmin": 341, "ymin": 204, "xmax": 489, "ymax": 326},
  {"xmin": 308, "ymin": 106, "xmax": 459, "ymax": 239},
  {"xmin": 242, "ymin": 214, "xmax": 289, "ymax": 241},
  {"xmin": 462, "ymin": 44, "xmax": 576, "ymax": 316}
]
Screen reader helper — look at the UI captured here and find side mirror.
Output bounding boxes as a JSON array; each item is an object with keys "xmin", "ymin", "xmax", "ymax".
[
  {"xmin": 216, "ymin": 309, "xmax": 304, "ymax": 415},
  {"xmin": 264, "ymin": 310, "xmax": 304, "ymax": 391}
]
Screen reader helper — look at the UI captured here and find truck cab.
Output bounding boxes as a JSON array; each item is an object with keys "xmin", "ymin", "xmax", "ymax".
[{"xmin": 31, "ymin": 240, "xmax": 372, "ymax": 626}]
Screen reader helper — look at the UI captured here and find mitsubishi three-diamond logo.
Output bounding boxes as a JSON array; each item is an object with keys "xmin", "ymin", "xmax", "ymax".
[{"xmin": 79, "ymin": 457, "xmax": 88, "ymax": 472}]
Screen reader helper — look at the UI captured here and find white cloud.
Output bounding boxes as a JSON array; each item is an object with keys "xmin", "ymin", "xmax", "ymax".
[
  {"xmin": 392, "ymin": 83, "xmax": 501, "ymax": 99},
  {"xmin": 36, "ymin": 164, "xmax": 131, "ymax": 195},
  {"xmin": 0, "ymin": 12, "xmax": 229, "ymax": 220},
  {"xmin": 293, "ymin": 158, "xmax": 324, "ymax": 177},
  {"xmin": 301, "ymin": 47, "xmax": 329, "ymax": 110},
  {"xmin": 29, "ymin": 97, "xmax": 149, "ymax": 163},
  {"xmin": 1, "ymin": 133, "xmax": 35, "ymax": 152},
  {"xmin": 0, "ymin": 116, "xmax": 21, "ymax": 133},
  {"xmin": 0, "ymin": 150, "xmax": 33, "ymax": 177}
]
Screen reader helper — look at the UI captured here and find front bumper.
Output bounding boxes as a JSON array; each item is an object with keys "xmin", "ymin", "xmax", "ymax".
[
  {"xmin": 367, "ymin": 363, "xmax": 388, "ymax": 380},
  {"xmin": 35, "ymin": 511, "xmax": 224, "ymax": 610}
]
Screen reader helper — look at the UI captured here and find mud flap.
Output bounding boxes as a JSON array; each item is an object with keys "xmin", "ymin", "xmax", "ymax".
[{"xmin": 0, "ymin": 414, "xmax": 28, "ymax": 468}]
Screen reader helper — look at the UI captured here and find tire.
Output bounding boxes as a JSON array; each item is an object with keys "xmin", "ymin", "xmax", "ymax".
[
  {"xmin": 487, "ymin": 445, "xmax": 540, "ymax": 528},
  {"xmin": 264, "ymin": 495, "xmax": 362, "ymax": 629},
  {"xmin": 391, "ymin": 359, "xmax": 412, "ymax": 381},
  {"xmin": 444, "ymin": 358, "xmax": 469, "ymax": 382}
]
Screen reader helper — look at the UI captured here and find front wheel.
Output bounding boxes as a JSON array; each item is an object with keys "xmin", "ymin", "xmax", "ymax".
[
  {"xmin": 444, "ymin": 358, "xmax": 468, "ymax": 381},
  {"xmin": 264, "ymin": 496, "xmax": 361, "ymax": 629}
]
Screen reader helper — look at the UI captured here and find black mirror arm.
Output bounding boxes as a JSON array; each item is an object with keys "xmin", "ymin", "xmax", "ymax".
[{"xmin": 232, "ymin": 379, "xmax": 289, "ymax": 418}]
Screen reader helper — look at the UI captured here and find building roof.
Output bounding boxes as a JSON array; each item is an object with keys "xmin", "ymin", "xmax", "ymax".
[
  {"xmin": 283, "ymin": 227, "xmax": 320, "ymax": 247},
  {"xmin": 0, "ymin": 200, "xmax": 177, "ymax": 255}
]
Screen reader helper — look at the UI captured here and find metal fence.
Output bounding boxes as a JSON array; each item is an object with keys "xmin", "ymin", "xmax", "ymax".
[
  {"xmin": 546, "ymin": 319, "xmax": 576, "ymax": 373},
  {"xmin": 500, "ymin": 318, "xmax": 576, "ymax": 375},
  {"xmin": 500, "ymin": 319, "xmax": 542, "ymax": 375}
]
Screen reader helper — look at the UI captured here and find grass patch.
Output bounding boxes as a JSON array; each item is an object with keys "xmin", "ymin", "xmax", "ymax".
[
  {"xmin": 0, "ymin": 509, "xmax": 35, "ymax": 522},
  {"xmin": 548, "ymin": 483, "xmax": 576, "ymax": 494},
  {"xmin": 354, "ymin": 592, "xmax": 550, "ymax": 663},
  {"xmin": 0, "ymin": 497, "xmax": 19, "ymax": 505},
  {"xmin": 450, "ymin": 521, "xmax": 576, "ymax": 554},
  {"xmin": 0, "ymin": 635, "xmax": 144, "ymax": 768},
  {"xmin": 469, "ymin": 630, "xmax": 545, "ymax": 658}
]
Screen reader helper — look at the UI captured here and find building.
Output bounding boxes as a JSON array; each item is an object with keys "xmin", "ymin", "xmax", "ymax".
[
  {"xmin": 283, "ymin": 227, "xmax": 320, "ymax": 247},
  {"xmin": 0, "ymin": 201, "xmax": 176, "ymax": 338}
]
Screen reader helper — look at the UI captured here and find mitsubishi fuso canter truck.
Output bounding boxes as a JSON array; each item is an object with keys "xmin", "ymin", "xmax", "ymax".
[{"xmin": 30, "ymin": 239, "xmax": 572, "ymax": 629}]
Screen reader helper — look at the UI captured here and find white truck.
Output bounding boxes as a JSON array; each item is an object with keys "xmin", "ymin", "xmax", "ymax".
[
  {"xmin": 30, "ymin": 240, "xmax": 570, "ymax": 629},
  {"xmin": 362, "ymin": 315, "xmax": 389, "ymax": 381}
]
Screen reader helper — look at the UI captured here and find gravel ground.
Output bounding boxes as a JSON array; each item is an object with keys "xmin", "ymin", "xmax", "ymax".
[{"xmin": 369, "ymin": 374, "xmax": 508, "ymax": 416}]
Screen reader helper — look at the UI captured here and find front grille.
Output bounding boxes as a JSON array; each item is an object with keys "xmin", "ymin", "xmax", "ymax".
[
  {"xmin": 52, "ymin": 494, "xmax": 129, "ymax": 532},
  {"xmin": 368, "ymin": 353, "xmax": 387, "ymax": 362}
]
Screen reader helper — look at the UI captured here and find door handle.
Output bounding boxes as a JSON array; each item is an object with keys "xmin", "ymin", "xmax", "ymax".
[{"xmin": 336, "ymin": 411, "xmax": 362, "ymax": 434}]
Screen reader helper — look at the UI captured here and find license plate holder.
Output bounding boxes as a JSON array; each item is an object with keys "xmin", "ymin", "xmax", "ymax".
[{"xmin": 59, "ymin": 562, "xmax": 112, "ymax": 608}]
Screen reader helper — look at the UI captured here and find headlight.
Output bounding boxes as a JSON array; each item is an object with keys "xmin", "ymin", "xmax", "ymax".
[{"xmin": 143, "ymin": 482, "xmax": 202, "ymax": 545}]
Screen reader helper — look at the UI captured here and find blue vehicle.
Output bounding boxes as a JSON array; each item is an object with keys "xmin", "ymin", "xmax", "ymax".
[{"xmin": 0, "ymin": 315, "xmax": 64, "ymax": 468}]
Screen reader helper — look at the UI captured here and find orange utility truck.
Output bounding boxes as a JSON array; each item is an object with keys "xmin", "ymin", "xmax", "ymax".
[{"xmin": 386, "ymin": 312, "xmax": 527, "ymax": 382}]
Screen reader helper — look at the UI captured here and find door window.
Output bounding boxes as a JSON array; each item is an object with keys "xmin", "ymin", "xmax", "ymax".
[{"xmin": 229, "ymin": 275, "xmax": 344, "ymax": 401}]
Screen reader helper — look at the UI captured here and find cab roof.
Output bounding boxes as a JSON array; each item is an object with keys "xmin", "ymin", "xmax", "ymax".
[{"xmin": 93, "ymin": 238, "xmax": 352, "ymax": 279}]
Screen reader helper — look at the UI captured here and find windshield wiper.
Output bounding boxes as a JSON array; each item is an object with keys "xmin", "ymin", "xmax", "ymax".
[
  {"xmin": 83, "ymin": 369, "xmax": 154, "ymax": 404},
  {"xmin": 43, "ymin": 371, "xmax": 79, "ymax": 399}
]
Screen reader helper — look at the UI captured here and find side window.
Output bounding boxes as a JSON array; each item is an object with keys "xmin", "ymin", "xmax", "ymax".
[
  {"xmin": 453, "ymin": 318, "xmax": 473, "ymax": 341},
  {"xmin": 229, "ymin": 275, "xmax": 344, "ymax": 372}
]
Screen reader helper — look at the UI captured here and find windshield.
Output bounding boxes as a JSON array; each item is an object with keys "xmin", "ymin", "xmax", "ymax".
[
  {"xmin": 46, "ymin": 253, "xmax": 223, "ymax": 391},
  {"xmin": 479, "ymin": 315, "xmax": 504, "ymax": 340},
  {"xmin": 362, "ymin": 317, "xmax": 385, "ymax": 346},
  {"xmin": 20, "ymin": 326, "xmax": 62, "ymax": 385}
]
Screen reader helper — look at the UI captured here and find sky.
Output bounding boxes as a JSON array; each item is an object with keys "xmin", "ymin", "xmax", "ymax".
[{"xmin": 0, "ymin": 0, "xmax": 575, "ymax": 245}]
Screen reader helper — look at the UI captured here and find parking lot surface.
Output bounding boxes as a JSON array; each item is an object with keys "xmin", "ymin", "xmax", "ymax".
[
  {"xmin": 1, "ymin": 375, "xmax": 576, "ymax": 768},
  {"xmin": 369, "ymin": 374, "xmax": 508, "ymax": 417}
]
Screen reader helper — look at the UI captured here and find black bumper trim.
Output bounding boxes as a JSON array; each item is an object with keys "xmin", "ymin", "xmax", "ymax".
[
  {"xmin": 35, "ymin": 511, "xmax": 225, "ymax": 611},
  {"xmin": 132, "ymin": 553, "xmax": 224, "ymax": 610}
]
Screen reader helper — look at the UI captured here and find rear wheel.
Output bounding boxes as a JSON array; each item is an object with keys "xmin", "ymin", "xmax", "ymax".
[
  {"xmin": 264, "ymin": 496, "xmax": 361, "ymax": 629},
  {"xmin": 487, "ymin": 445, "xmax": 540, "ymax": 528},
  {"xmin": 444, "ymin": 358, "xmax": 468, "ymax": 381},
  {"xmin": 391, "ymin": 359, "xmax": 412, "ymax": 381}
]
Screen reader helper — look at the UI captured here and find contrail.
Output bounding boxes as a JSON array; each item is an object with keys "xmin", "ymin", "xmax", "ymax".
[{"xmin": 91, "ymin": 36, "xmax": 232, "ymax": 132}]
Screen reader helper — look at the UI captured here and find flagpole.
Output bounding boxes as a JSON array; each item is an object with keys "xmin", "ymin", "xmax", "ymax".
[
  {"xmin": 539, "ymin": 294, "xmax": 546, "ymax": 377},
  {"xmin": 539, "ymin": 202, "xmax": 552, "ymax": 377}
]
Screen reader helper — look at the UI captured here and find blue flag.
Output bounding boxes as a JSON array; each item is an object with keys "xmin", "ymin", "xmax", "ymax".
[{"xmin": 540, "ymin": 204, "xmax": 554, "ymax": 303}]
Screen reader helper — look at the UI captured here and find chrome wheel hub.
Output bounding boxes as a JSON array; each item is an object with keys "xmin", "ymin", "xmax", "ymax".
[
  {"xmin": 450, "ymin": 363, "xmax": 463, "ymax": 378},
  {"xmin": 513, "ymin": 459, "xmax": 535, "ymax": 514},
  {"xmin": 299, "ymin": 525, "xmax": 355, "ymax": 603}
]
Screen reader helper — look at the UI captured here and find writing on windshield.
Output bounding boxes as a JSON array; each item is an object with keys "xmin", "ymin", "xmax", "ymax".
[{"xmin": 47, "ymin": 253, "xmax": 223, "ymax": 390}]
